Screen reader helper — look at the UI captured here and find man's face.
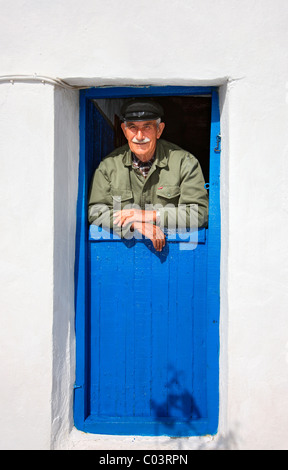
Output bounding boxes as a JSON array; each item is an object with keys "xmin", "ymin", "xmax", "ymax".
[{"xmin": 121, "ymin": 120, "xmax": 165, "ymax": 162}]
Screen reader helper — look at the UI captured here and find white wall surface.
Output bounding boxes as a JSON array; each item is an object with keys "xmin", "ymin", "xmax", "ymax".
[
  {"xmin": 0, "ymin": 83, "xmax": 54, "ymax": 450},
  {"xmin": 0, "ymin": 0, "xmax": 288, "ymax": 450},
  {"xmin": 52, "ymin": 87, "xmax": 79, "ymax": 449}
]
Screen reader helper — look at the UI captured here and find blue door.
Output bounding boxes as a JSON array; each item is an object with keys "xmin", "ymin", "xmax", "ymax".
[{"xmin": 74, "ymin": 87, "xmax": 220, "ymax": 436}]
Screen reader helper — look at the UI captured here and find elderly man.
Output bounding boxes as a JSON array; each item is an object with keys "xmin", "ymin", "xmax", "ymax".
[{"xmin": 88, "ymin": 99, "xmax": 208, "ymax": 251}]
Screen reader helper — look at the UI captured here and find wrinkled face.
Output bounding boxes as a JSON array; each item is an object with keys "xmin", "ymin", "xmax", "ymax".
[{"xmin": 121, "ymin": 120, "xmax": 165, "ymax": 162}]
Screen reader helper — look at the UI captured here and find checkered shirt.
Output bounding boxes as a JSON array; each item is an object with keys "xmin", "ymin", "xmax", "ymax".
[{"xmin": 132, "ymin": 153, "xmax": 155, "ymax": 178}]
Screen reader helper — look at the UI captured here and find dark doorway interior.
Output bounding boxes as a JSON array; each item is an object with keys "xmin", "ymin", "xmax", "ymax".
[{"xmin": 156, "ymin": 96, "xmax": 211, "ymax": 183}]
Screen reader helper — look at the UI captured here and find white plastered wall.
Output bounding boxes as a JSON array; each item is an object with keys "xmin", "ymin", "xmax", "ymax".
[
  {"xmin": 0, "ymin": 83, "xmax": 55, "ymax": 450},
  {"xmin": 0, "ymin": 0, "xmax": 288, "ymax": 450}
]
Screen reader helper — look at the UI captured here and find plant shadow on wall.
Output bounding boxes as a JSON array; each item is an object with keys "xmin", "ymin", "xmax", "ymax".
[
  {"xmin": 150, "ymin": 366, "xmax": 202, "ymax": 441},
  {"xmin": 149, "ymin": 365, "xmax": 239, "ymax": 450}
]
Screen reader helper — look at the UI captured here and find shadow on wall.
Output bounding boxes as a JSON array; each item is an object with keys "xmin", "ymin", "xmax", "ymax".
[
  {"xmin": 149, "ymin": 366, "xmax": 240, "ymax": 450},
  {"xmin": 150, "ymin": 366, "xmax": 201, "ymax": 441}
]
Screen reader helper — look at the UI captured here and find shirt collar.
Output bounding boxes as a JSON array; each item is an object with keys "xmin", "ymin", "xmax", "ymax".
[{"xmin": 132, "ymin": 153, "xmax": 155, "ymax": 167}]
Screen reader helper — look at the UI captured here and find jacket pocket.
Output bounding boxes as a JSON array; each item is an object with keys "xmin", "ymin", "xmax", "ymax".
[
  {"xmin": 111, "ymin": 188, "xmax": 133, "ymax": 210},
  {"xmin": 156, "ymin": 185, "xmax": 181, "ymax": 200},
  {"xmin": 111, "ymin": 188, "xmax": 133, "ymax": 203}
]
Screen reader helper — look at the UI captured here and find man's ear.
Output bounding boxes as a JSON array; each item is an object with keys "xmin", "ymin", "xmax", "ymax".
[
  {"xmin": 157, "ymin": 122, "xmax": 165, "ymax": 139},
  {"xmin": 121, "ymin": 122, "xmax": 128, "ymax": 138}
]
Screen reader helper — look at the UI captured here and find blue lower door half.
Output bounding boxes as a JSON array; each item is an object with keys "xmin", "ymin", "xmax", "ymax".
[{"xmin": 87, "ymin": 231, "xmax": 211, "ymax": 436}]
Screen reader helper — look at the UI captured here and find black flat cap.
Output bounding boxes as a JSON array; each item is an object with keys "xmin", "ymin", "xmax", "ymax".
[{"xmin": 120, "ymin": 99, "xmax": 164, "ymax": 122}]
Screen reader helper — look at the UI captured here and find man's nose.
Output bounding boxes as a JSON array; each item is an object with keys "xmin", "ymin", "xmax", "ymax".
[{"xmin": 136, "ymin": 129, "xmax": 144, "ymax": 140}]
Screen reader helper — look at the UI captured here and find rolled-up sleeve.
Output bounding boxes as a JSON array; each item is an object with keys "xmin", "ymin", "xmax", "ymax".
[
  {"xmin": 88, "ymin": 164, "xmax": 112, "ymax": 226},
  {"xmin": 88, "ymin": 163, "xmax": 133, "ymax": 238}
]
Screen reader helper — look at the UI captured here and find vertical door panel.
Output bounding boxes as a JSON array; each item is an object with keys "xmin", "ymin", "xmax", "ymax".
[{"xmin": 88, "ymin": 232, "xmax": 208, "ymax": 434}]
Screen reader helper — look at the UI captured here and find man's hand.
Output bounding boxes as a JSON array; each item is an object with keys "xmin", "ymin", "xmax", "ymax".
[
  {"xmin": 132, "ymin": 221, "xmax": 166, "ymax": 252},
  {"xmin": 113, "ymin": 209, "xmax": 156, "ymax": 227},
  {"xmin": 113, "ymin": 209, "xmax": 165, "ymax": 252}
]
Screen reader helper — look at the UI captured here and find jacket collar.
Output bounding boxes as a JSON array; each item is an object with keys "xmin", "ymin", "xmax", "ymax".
[{"xmin": 122, "ymin": 140, "xmax": 168, "ymax": 168}]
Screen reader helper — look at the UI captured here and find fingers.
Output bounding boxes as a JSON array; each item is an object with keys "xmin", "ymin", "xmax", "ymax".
[
  {"xmin": 152, "ymin": 239, "xmax": 162, "ymax": 252},
  {"xmin": 151, "ymin": 226, "xmax": 166, "ymax": 252},
  {"xmin": 152, "ymin": 238, "xmax": 165, "ymax": 252},
  {"xmin": 131, "ymin": 221, "xmax": 165, "ymax": 251},
  {"xmin": 157, "ymin": 236, "xmax": 166, "ymax": 252},
  {"xmin": 114, "ymin": 215, "xmax": 166, "ymax": 252},
  {"xmin": 141, "ymin": 225, "xmax": 165, "ymax": 252}
]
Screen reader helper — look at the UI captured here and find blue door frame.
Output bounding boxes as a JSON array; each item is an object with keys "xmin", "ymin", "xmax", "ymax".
[{"xmin": 74, "ymin": 86, "xmax": 221, "ymax": 436}]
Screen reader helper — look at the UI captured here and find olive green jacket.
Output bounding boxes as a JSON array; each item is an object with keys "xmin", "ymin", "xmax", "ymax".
[{"xmin": 88, "ymin": 139, "xmax": 208, "ymax": 236}]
